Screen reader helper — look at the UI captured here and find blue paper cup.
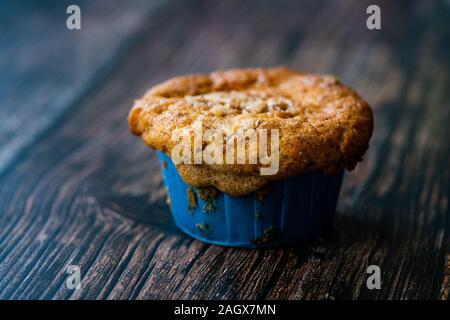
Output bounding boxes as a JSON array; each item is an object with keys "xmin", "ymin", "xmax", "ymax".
[{"xmin": 157, "ymin": 151, "xmax": 343, "ymax": 248}]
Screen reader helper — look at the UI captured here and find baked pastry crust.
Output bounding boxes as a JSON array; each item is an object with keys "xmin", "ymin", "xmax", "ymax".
[{"xmin": 128, "ymin": 67, "xmax": 373, "ymax": 195}]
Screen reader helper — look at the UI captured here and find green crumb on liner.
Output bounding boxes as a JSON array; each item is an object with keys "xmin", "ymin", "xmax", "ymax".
[
  {"xmin": 255, "ymin": 184, "xmax": 272, "ymax": 203},
  {"xmin": 197, "ymin": 186, "xmax": 218, "ymax": 213},
  {"xmin": 202, "ymin": 199, "xmax": 217, "ymax": 212},
  {"xmin": 195, "ymin": 223, "xmax": 212, "ymax": 236},
  {"xmin": 252, "ymin": 227, "xmax": 281, "ymax": 245},
  {"xmin": 186, "ymin": 186, "xmax": 197, "ymax": 211},
  {"xmin": 197, "ymin": 186, "xmax": 218, "ymax": 200}
]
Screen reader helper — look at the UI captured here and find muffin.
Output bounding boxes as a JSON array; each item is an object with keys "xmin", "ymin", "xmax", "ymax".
[{"xmin": 128, "ymin": 67, "xmax": 373, "ymax": 247}]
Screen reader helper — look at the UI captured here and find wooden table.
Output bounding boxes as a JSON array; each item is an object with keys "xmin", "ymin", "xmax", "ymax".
[{"xmin": 0, "ymin": 0, "xmax": 448, "ymax": 300}]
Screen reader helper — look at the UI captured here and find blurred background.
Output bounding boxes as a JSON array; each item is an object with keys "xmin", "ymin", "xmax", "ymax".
[{"xmin": 0, "ymin": 0, "xmax": 448, "ymax": 299}]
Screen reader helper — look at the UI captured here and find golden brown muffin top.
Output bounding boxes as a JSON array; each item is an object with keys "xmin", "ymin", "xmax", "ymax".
[{"xmin": 128, "ymin": 67, "xmax": 373, "ymax": 195}]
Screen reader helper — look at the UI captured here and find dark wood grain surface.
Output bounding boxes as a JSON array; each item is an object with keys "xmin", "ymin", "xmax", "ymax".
[{"xmin": 0, "ymin": 0, "xmax": 448, "ymax": 299}]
